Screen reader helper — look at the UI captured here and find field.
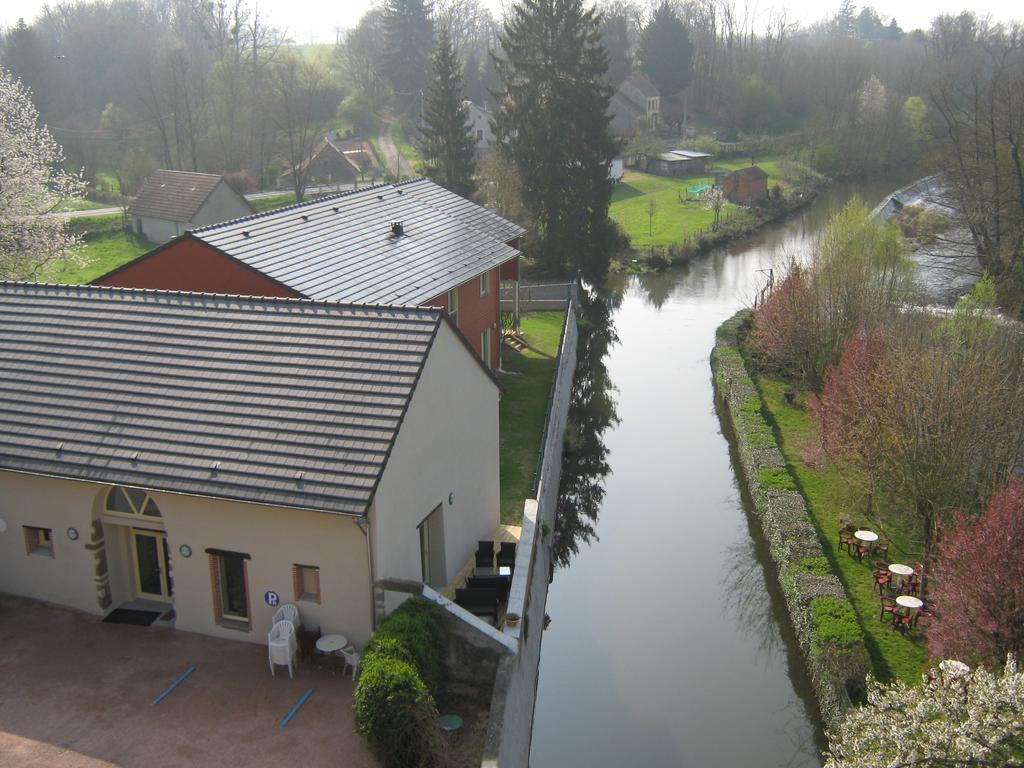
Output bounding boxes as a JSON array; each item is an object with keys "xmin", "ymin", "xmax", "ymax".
[{"xmin": 610, "ymin": 157, "xmax": 789, "ymax": 248}]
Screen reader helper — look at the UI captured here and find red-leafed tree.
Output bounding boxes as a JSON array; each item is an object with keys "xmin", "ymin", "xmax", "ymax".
[
  {"xmin": 747, "ymin": 265, "xmax": 818, "ymax": 380},
  {"xmin": 809, "ymin": 328, "xmax": 889, "ymax": 465},
  {"xmin": 926, "ymin": 477, "xmax": 1024, "ymax": 668}
]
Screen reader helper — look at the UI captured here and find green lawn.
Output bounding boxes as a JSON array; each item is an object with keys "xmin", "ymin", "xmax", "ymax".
[
  {"xmin": 758, "ymin": 377, "xmax": 929, "ymax": 685},
  {"xmin": 56, "ymin": 198, "xmax": 112, "ymax": 212},
  {"xmin": 44, "ymin": 233, "xmax": 150, "ymax": 285},
  {"xmin": 250, "ymin": 193, "xmax": 298, "ymax": 213},
  {"xmin": 610, "ymin": 170, "xmax": 726, "ymax": 248},
  {"xmin": 498, "ymin": 311, "xmax": 566, "ymax": 524}
]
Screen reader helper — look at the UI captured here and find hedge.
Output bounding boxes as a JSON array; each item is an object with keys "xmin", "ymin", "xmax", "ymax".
[
  {"xmin": 354, "ymin": 598, "xmax": 447, "ymax": 768},
  {"xmin": 711, "ymin": 310, "xmax": 871, "ymax": 730}
]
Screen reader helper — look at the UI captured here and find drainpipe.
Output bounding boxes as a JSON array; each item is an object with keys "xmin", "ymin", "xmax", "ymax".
[{"xmin": 355, "ymin": 515, "xmax": 377, "ymax": 631}]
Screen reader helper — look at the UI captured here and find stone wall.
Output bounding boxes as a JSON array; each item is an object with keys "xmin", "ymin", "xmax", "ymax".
[
  {"xmin": 711, "ymin": 310, "xmax": 870, "ymax": 732},
  {"xmin": 480, "ymin": 299, "xmax": 579, "ymax": 768}
]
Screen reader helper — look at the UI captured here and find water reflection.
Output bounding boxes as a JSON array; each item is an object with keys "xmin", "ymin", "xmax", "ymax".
[{"xmin": 553, "ymin": 288, "xmax": 620, "ymax": 569}]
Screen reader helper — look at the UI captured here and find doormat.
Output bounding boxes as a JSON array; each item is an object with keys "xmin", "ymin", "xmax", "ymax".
[{"xmin": 103, "ymin": 608, "xmax": 161, "ymax": 626}]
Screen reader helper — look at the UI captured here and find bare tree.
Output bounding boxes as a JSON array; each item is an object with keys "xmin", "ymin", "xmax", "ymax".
[{"xmin": 271, "ymin": 52, "xmax": 329, "ymax": 202}]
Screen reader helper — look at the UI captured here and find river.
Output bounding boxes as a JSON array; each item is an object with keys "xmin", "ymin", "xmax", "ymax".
[{"xmin": 530, "ymin": 178, "xmax": 910, "ymax": 768}]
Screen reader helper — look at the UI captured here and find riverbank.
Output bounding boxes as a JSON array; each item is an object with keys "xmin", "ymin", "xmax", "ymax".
[{"xmin": 712, "ymin": 310, "xmax": 870, "ymax": 731}]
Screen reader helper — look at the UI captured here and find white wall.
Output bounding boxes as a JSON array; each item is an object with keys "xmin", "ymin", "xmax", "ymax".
[
  {"xmin": 137, "ymin": 216, "xmax": 182, "ymax": 244},
  {"xmin": 190, "ymin": 181, "xmax": 253, "ymax": 230},
  {"xmin": 0, "ymin": 470, "xmax": 374, "ymax": 647},
  {"xmin": 371, "ymin": 322, "xmax": 500, "ymax": 604}
]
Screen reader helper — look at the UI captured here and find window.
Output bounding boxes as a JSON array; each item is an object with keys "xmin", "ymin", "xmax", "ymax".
[
  {"xmin": 24, "ymin": 526, "xmax": 53, "ymax": 557},
  {"xmin": 208, "ymin": 549, "xmax": 250, "ymax": 628},
  {"xmin": 105, "ymin": 486, "xmax": 161, "ymax": 517},
  {"xmin": 293, "ymin": 564, "xmax": 321, "ymax": 603},
  {"xmin": 480, "ymin": 271, "xmax": 490, "ymax": 296},
  {"xmin": 446, "ymin": 287, "xmax": 459, "ymax": 328},
  {"xmin": 481, "ymin": 327, "xmax": 492, "ymax": 368}
]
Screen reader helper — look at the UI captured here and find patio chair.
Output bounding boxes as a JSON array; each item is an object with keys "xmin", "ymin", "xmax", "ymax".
[
  {"xmin": 873, "ymin": 541, "xmax": 889, "ymax": 559},
  {"xmin": 496, "ymin": 542, "xmax": 517, "ymax": 570},
  {"xmin": 475, "ymin": 540, "xmax": 495, "ymax": 569},
  {"xmin": 273, "ymin": 603, "xmax": 302, "ymax": 633},
  {"xmin": 455, "ymin": 587, "xmax": 499, "ymax": 623},
  {"xmin": 341, "ymin": 646, "xmax": 361, "ymax": 679},
  {"xmin": 893, "ymin": 613, "xmax": 913, "ymax": 634},
  {"xmin": 838, "ymin": 528, "xmax": 856, "ymax": 554},
  {"xmin": 879, "ymin": 596, "xmax": 898, "ymax": 623},
  {"xmin": 299, "ymin": 625, "xmax": 321, "ymax": 663},
  {"xmin": 874, "ymin": 570, "xmax": 891, "ymax": 595},
  {"xmin": 468, "ymin": 574, "xmax": 511, "ymax": 602},
  {"xmin": 268, "ymin": 620, "xmax": 298, "ymax": 678}
]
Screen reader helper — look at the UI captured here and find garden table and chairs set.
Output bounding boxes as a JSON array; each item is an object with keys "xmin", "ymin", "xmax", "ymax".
[
  {"xmin": 453, "ymin": 540, "xmax": 518, "ymax": 624},
  {"xmin": 267, "ymin": 602, "xmax": 360, "ymax": 679},
  {"xmin": 839, "ymin": 521, "xmax": 935, "ymax": 635}
]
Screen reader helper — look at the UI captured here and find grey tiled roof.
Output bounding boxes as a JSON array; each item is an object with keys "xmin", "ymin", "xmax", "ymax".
[
  {"xmin": 0, "ymin": 283, "xmax": 447, "ymax": 516},
  {"xmin": 130, "ymin": 170, "xmax": 228, "ymax": 222},
  {"xmin": 190, "ymin": 178, "xmax": 526, "ymax": 305}
]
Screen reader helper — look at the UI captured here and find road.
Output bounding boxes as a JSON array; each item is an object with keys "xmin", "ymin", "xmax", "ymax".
[
  {"xmin": 53, "ymin": 183, "xmax": 366, "ymax": 220},
  {"xmin": 375, "ymin": 127, "xmax": 413, "ymax": 181}
]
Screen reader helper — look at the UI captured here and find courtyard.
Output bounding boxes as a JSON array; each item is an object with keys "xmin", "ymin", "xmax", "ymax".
[{"xmin": 0, "ymin": 595, "xmax": 376, "ymax": 768}]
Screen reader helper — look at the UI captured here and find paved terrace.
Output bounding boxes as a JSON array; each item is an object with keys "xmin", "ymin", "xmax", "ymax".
[
  {"xmin": 441, "ymin": 523, "xmax": 522, "ymax": 602},
  {"xmin": 0, "ymin": 595, "xmax": 375, "ymax": 768}
]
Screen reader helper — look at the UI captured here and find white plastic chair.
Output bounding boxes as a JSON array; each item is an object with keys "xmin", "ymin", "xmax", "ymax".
[
  {"xmin": 341, "ymin": 645, "xmax": 361, "ymax": 679},
  {"xmin": 268, "ymin": 620, "xmax": 298, "ymax": 678},
  {"xmin": 272, "ymin": 603, "xmax": 301, "ymax": 633}
]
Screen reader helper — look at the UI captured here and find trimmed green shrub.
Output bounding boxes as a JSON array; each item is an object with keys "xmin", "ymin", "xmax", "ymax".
[
  {"xmin": 756, "ymin": 467, "xmax": 797, "ymax": 490},
  {"xmin": 810, "ymin": 596, "xmax": 861, "ymax": 648},
  {"xmin": 795, "ymin": 556, "xmax": 832, "ymax": 576},
  {"xmin": 354, "ymin": 598, "xmax": 447, "ymax": 768},
  {"xmin": 354, "ymin": 654, "xmax": 440, "ymax": 768}
]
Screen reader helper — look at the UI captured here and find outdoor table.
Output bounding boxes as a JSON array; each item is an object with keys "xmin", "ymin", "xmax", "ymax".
[
  {"xmin": 498, "ymin": 566, "xmax": 512, "ymax": 577},
  {"xmin": 316, "ymin": 634, "xmax": 348, "ymax": 654},
  {"xmin": 854, "ymin": 530, "xmax": 879, "ymax": 544},
  {"xmin": 896, "ymin": 595, "xmax": 923, "ymax": 611},
  {"xmin": 888, "ymin": 563, "xmax": 914, "ymax": 587}
]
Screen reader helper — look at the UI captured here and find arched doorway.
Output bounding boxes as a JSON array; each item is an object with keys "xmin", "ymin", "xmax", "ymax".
[{"xmin": 104, "ymin": 487, "xmax": 173, "ymax": 603}]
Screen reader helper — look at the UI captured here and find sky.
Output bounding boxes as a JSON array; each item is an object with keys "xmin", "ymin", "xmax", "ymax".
[{"xmin": 0, "ymin": 0, "xmax": 1020, "ymax": 45}]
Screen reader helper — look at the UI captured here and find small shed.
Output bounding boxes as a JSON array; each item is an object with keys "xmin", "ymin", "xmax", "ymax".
[
  {"xmin": 645, "ymin": 149, "xmax": 712, "ymax": 176},
  {"xmin": 609, "ymin": 158, "xmax": 624, "ymax": 183},
  {"xmin": 130, "ymin": 170, "xmax": 254, "ymax": 244},
  {"xmin": 722, "ymin": 166, "xmax": 769, "ymax": 204}
]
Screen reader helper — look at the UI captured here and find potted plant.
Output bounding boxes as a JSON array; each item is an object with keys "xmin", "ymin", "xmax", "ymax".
[{"xmin": 505, "ymin": 612, "xmax": 520, "ymax": 627}]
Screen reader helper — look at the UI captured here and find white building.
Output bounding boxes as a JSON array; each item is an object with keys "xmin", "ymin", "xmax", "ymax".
[
  {"xmin": 0, "ymin": 284, "xmax": 500, "ymax": 646},
  {"xmin": 465, "ymin": 101, "xmax": 496, "ymax": 157},
  {"xmin": 130, "ymin": 170, "xmax": 254, "ymax": 244}
]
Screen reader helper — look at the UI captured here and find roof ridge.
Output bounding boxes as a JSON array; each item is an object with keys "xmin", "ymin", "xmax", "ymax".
[
  {"xmin": 0, "ymin": 281, "xmax": 443, "ymax": 315},
  {"xmin": 190, "ymin": 180, "xmax": 419, "ymax": 234}
]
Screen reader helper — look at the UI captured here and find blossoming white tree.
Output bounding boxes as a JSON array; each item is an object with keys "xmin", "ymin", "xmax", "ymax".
[
  {"xmin": 824, "ymin": 658, "xmax": 1024, "ymax": 768},
  {"xmin": 0, "ymin": 66, "xmax": 84, "ymax": 279}
]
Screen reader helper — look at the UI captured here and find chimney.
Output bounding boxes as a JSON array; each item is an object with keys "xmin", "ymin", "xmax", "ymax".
[{"xmin": 391, "ymin": 221, "xmax": 404, "ymax": 237}]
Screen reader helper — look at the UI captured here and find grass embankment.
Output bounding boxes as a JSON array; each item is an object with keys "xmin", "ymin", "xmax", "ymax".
[
  {"xmin": 43, "ymin": 214, "xmax": 149, "ymax": 285},
  {"xmin": 498, "ymin": 311, "xmax": 565, "ymax": 524},
  {"xmin": 757, "ymin": 377, "xmax": 929, "ymax": 684}
]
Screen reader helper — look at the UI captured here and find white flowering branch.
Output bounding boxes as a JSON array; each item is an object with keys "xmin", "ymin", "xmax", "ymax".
[
  {"xmin": 1, "ymin": 66, "xmax": 85, "ymax": 280},
  {"xmin": 824, "ymin": 657, "xmax": 1024, "ymax": 768}
]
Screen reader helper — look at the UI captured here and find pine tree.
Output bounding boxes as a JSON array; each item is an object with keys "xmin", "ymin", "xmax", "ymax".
[
  {"xmin": 381, "ymin": 0, "xmax": 435, "ymax": 103},
  {"xmin": 418, "ymin": 28, "xmax": 477, "ymax": 197},
  {"xmin": 638, "ymin": 1, "xmax": 693, "ymax": 98},
  {"xmin": 493, "ymin": 0, "xmax": 619, "ymax": 281}
]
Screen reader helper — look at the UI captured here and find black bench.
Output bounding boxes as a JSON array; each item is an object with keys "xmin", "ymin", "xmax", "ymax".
[
  {"xmin": 455, "ymin": 587, "xmax": 499, "ymax": 622},
  {"xmin": 467, "ymin": 574, "xmax": 511, "ymax": 602}
]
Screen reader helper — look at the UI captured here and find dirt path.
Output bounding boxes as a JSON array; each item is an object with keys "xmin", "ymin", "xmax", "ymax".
[{"xmin": 376, "ymin": 123, "xmax": 413, "ymax": 181}]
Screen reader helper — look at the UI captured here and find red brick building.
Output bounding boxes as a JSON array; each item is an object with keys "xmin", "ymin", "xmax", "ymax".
[
  {"xmin": 96, "ymin": 179, "xmax": 524, "ymax": 369},
  {"xmin": 721, "ymin": 166, "xmax": 769, "ymax": 204}
]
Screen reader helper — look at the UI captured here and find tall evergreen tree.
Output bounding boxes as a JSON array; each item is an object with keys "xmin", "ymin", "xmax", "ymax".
[
  {"xmin": 381, "ymin": 0, "xmax": 435, "ymax": 102},
  {"xmin": 418, "ymin": 28, "xmax": 476, "ymax": 197},
  {"xmin": 493, "ymin": 0, "xmax": 619, "ymax": 281},
  {"xmin": 637, "ymin": 1, "xmax": 693, "ymax": 97}
]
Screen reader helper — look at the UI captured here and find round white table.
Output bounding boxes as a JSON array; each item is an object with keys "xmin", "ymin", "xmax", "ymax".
[
  {"xmin": 896, "ymin": 595, "xmax": 923, "ymax": 611},
  {"xmin": 888, "ymin": 563, "xmax": 913, "ymax": 585},
  {"xmin": 316, "ymin": 634, "xmax": 348, "ymax": 653},
  {"xmin": 854, "ymin": 530, "xmax": 879, "ymax": 544}
]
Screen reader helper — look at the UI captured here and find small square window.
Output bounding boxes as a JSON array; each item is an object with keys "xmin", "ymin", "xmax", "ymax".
[
  {"xmin": 480, "ymin": 271, "xmax": 490, "ymax": 296},
  {"xmin": 294, "ymin": 564, "xmax": 321, "ymax": 603},
  {"xmin": 24, "ymin": 526, "xmax": 54, "ymax": 557}
]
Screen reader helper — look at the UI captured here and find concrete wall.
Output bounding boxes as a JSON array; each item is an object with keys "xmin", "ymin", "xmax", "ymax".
[
  {"xmin": 372, "ymin": 321, "xmax": 501, "ymax": 611},
  {"xmin": 0, "ymin": 469, "xmax": 374, "ymax": 647},
  {"xmin": 134, "ymin": 216, "xmax": 182, "ymax": 245},
  {"xmin": 480, "ymin": 297, "xmax": 578, "ymax": 768}
]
